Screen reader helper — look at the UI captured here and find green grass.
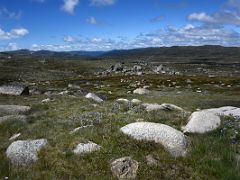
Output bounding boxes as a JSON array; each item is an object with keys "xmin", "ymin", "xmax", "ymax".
[{"xmin": 0, "ymin": 58, "xmax": 240, "ymax": 179}]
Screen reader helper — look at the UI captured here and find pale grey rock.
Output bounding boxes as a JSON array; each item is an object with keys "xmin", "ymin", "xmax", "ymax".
[
  {"xmin": 0, "ymin": 115, "xmax": 27, "ymax": 124},
  {"xmin": 110, "ymin": 157, "xmax": 139, "ymax": 179},
  {"xmin": 85, "ymin": 93, "xmax": 103, "ymax": 103},
  {"xmin": 146, "ymin": 154, "xmax": 159, "ymax": 166},
  {"xmin": 204, "ymin": 106, "xmax": 240, "ymax": 118},
  {"xmin": 73, "ymin": 141, "xmax": 101, "ymax": 155},
  {"xmin": 131, "ymin": 99, "xmax": 142, "ymax": 106},
  {"xmin": 142, "ymin": 103, "xmax": 164, "ymax": 112},
  {"xmin": 6, "ymin": 139, "xmax": 48, "ymax": 165},
  {"xmin": 116, "ymin": 98, "xmax": 130, "ymax": 104},
  {"xmin": 0, "ymin": 105, "xmax": 31, "ymax": 114},
  {"xmin": 183, "ymin": 111, "xmax": 221, "ymax": 134},
  {"xmin": 161, "ymin": 103, "xmax": 184, "ymax": 111},
  {"xmin": 133, "ymin": 88, "xmax": 150, "ymax": 95},
  {"xmin": 121, "ymin": 122, "xmax": 189, "ymax": 157},
  {"xmin": 0, "ymin": 83, "xmax": 29, "ymax": 96},
  {"xmin": 9, "ymin": 133, "xmax": 21, "ymax": 141}
]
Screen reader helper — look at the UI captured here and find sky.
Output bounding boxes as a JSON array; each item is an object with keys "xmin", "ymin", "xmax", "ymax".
[{"xmin": 0, "ymin": 0, "xmax": 240, "ymax": 51}]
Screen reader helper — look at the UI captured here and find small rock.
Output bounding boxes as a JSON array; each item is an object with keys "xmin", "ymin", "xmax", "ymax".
[
  {"xmin": 41, "ymin": 98, "xmax": 51, "ymax": 103},
  {"xmin": 73, "ymin": 141, "xmax": 101, "ymax": 155},
  {"xmin": 133, "ymin": 88, "xmax": 150, "ymax": 95},
  {"xmin": 116, "ymin": 98, "xmax": 130, "ymax": 104},
  {"xmin": 142, "ymin": 103, "xmax": 164, "ymax": 112},
  {"xmin": 161, "ymin": 103, "xmax": 184, "ymax": 111},
  {"xmin": 9, "ymin": 133, "xmax": 21, "ymax": 141},
  {"xmin": 85, "ymin": 93, "xmax": 103, "ymax": 103},
  {"xmin": 146, "ymin": 154, "xmax": 159, "ymax": 166},
  {"xmin": 6, "ymin": 139, "xmax": 48, "ymax": 165},
  {"xmin": 131, "ymin": 99, "xmax": 142, "ymax": 106},
  {"xmin": 110, "ymin": 157, "xmax": 139, "ymax": 179}
]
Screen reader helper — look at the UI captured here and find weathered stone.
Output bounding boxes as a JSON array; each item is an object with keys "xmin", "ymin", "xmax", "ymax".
[
  {"xmin": 111, "ymin": 157, "xmax": 139, "ymax": 179},
  {"xmin": 146, "ymin": 154, "xmax": 159, "ymax": 166},
  {"xmin": 131, "ymin": 99, "xmax": 142, "ymax": 106},
  {"xmin": 133, "ymin": 88, "xmax": 150, "ymax": 95},
  {"xmin": 73, "ymin": 142, "xmax": 101, "ymax": 155},
  {"xmin": 9, "ymin": 133, "xmax": 21, "ymax": 141},
  {"xmin": 0, "ymin": 105, "xmax": 31, "ymax": 114},
  {"xmin": 182, "ymin": 111, "xmax": 221, "ymax": 134},
  {"xmin": 142, "ymin": 103, "xmax": 164, "ymax": 112},
  {"xmin": 161, "ymin": 103, "xmax": 184, "ymax": 111},
  {"xmin": 116, "ymin": 98, "xmax": 130, "ymax": 104},
  {"xmin": 6, "ymin": 139, "xmax": 48, "ymax": 165},
  {"xmin": 204, "ymin": 106, "xmax": 240, "ymax": 119},
  {"xmin": 0, "ymin": 83, "xmax": 29, "ymax": 96},
  {"xmin": 121, "ymin": 122, "xmax": 189, "ymax": 157},
  {"xmin": 85, "ymin": 93, "xmax": 103, "ymax": 103}
]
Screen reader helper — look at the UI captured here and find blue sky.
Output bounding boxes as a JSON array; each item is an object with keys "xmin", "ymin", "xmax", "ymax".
[{"xmin": 0, "ymin": 0, "xmax": 240, "ymax": 51}]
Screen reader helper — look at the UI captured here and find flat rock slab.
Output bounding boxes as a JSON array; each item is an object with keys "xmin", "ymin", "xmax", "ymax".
[
  {"xmin": 6, "ymin": 139, "xmax": 48, "ymax": 166},
  {"xmin": 204, "ymin": 106, "xmax": 240, "ymax": 119},
  {"xmin": 73, "ymin": 142, "xmax": 101, "ymax": 155},
  {"xmin": 0, "ymin": 105, "xmax": 31, "ymax": 114},
  {"xmin": 110, "ymin": 157, "xmax": 139, "ymax": 179},
  {"xmin": 85, "ymin": 93, "xmax": 103, "ymax": 103},
  {"xmin": 121, "ymin": 122, "xmax": 189, "ymax": 157},
  {"xmin": 183, "ymin": 111, "xmax": 221, "ymax": 134},
  {"xmin": 0, "ymin": 83, "xmax": 29, "ymax": 96},
  {"xmin": 0, "ymin": 115, "xmax": 27, "ymax": 124},
  {"xmin": 133, "ymin": 88, "xmax": 150, "ymax": 95}
]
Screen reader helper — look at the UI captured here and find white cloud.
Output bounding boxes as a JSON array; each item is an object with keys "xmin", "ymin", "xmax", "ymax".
[
  {"xmin": 188, "ymin": 11, "xmax": 240, "ymax": 25},
  {"xmin": 0, "ymin": 7, "xmax": 22, "ymax": 19},
  {"xmin": 0, "ymin": 43, "xmax": 20, "ymax": 51},
  {"xmin": 0, "ymin": 27, "xmax": 29, "ymax": 40},
  {"xmin": 90, "ymin": 0, "xmax": 116, "ymax": 6},
  {"xmin": 61, "ymin": 0, "xmax": 79, "ymax": 15},
  {"xmin": 86, "ymin": 16, "xmax": 98, "ymax": 25},
  {"xmin": 188, "ymin": 12, "xmax": 215, "ymax": 23}
]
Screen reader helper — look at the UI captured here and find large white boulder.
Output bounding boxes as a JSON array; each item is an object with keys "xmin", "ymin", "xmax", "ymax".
[
  {"xmin": 0, "ymin": 105, "xmax": 31, "ymax": 114},
  {"xmin": 120, "ymin": 122, "xmax": 189, "ymax": 157},
  {"xmin": 183, "ymin": 111, "xmax": 221, "ymax": 134},
  {"xmin": 73, "ymin": 141, "xmax": 101, "ymax": 155},
  {"xmin": 133, "ymin": 88, "xmax": 150, "ymax": 95},
  {"xmin": 6, "ymin": 139, "xmax": 48, "ymax": 165},
  {"xmin": 204, "ymin": 106, "xmax": 240, "ymax": 118},
  {"xmin": 85, "ymin": 93, "xmax": 103, "ymax": 103}
]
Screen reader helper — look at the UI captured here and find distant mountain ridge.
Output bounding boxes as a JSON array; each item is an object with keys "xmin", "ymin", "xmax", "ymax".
[{"xmin": 1, "ymin": 45, "xmax": 240, "ymax": 63}]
